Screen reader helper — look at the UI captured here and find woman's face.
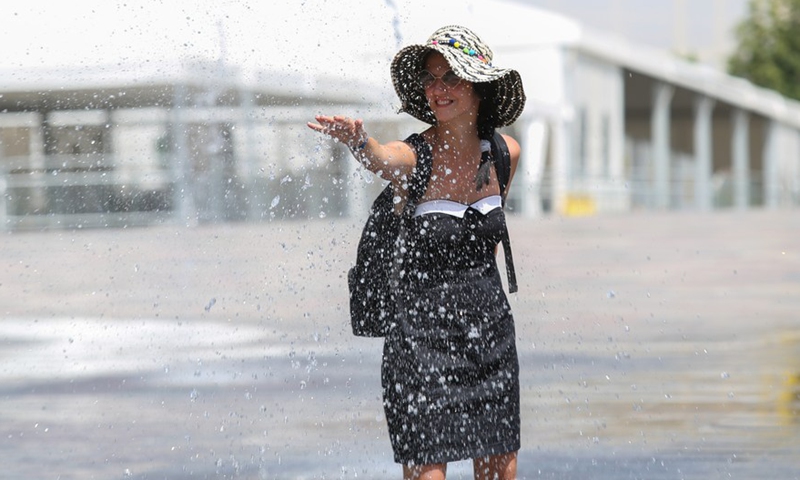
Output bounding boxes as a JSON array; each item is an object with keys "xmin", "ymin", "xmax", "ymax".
[{"xmin": 422, "ymin": 52, "xmax": 480, "ymax": 125}]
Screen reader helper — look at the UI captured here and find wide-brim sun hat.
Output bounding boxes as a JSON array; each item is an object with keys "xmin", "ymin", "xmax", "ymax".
[{"xmin": 391, "ymin": 25, "xmax": 526, "ymax": 127}]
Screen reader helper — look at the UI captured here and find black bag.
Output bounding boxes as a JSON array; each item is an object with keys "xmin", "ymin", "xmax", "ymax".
[
  {"xmin": 348, "ymin": 134, "xmax": 432, "ymax": 337},
  {"xmin": 347, "ymin": 132, "xmax": 517, "ymax": 337}
]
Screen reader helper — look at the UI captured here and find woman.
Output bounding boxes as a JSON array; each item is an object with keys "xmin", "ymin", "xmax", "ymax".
[{"xmin": 308, "ymin": 25, "xmax": 525, "ymax": 480}]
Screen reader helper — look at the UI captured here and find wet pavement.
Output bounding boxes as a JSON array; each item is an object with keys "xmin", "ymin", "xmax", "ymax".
[{"xmin": 1, "ymin": 210, "xmax": 798, "ymax": 479}]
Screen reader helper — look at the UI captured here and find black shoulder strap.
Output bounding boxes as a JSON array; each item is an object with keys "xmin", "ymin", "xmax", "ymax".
[
  {"xmin": 385, "ymin": 134, "xmax": 432, "ymax": 293},
  {"xmin": 491, "ymin": 131, "xmax": 511, "ymax": 206},
  {"xmin": 402, "ymin": 133, "xmax": 433, "ymax": 216},
  {"xmin": 490, "ymin": 132, "xmax": 518, "ymax": 293}
]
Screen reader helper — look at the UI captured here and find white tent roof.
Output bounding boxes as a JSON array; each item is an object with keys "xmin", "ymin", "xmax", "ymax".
[
  {"xmin": 2, "ymin": 0, "xmax": 799, "ymax": 127},
  {"xmin": 0, "ymin": 0, "xmax": 578, "ymax": 76},
  {"xmin": 0, "ymin": 0, "xmax": 577, "ymax": 110}
]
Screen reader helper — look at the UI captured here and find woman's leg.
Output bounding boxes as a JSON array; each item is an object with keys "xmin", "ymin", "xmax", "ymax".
[
  {"xmin": 473, "ymin": 451, "xmax": 517, "ymax": 480},
  {"xmin": 403, "ymin": 463, "xmax": 447, "ymax": 480}
]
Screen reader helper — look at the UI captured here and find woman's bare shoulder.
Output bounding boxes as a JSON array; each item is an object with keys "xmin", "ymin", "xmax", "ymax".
[{"xmin": 500, "ymin": 133, "xmax": 521, "ymax": 162}]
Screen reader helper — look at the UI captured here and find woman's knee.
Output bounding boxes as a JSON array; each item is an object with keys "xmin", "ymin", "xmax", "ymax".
[
  {"xmin": 473, "ymin": 451, "xmax": 517, "ymax": 480},
  {"xmin": 403, "ymin": 462, "xmax": 447, "ymax": 480}
]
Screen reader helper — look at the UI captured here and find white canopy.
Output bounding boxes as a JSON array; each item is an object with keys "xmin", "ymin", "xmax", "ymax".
[{"xmin": 0, "ymin": 0, "xmax": 579, "ymax": 113}]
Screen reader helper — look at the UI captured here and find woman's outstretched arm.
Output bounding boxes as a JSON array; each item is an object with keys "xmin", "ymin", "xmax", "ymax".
[{"xmin": 307, "ymin": 115, "xmax": 416, "ymax": 181}]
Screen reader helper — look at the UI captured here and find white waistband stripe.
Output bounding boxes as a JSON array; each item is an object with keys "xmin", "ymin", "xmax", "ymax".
[{"xmin": 414, "ymin": 195, "xmax": 502, "ymax": 218}]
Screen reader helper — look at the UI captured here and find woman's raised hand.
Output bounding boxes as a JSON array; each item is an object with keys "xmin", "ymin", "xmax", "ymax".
[
  {"xmin": 307, "ymin": 115, "xmax": 368, "ymax": 150},
  {"xmin": 307, "ymin": 115, "xmax": 416, "ymax": 179}
]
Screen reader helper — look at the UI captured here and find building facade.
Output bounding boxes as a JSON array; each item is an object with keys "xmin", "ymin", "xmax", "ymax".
[{"xmin": 1, "ymin": 4, "xmax": 799, "ymax": 231}]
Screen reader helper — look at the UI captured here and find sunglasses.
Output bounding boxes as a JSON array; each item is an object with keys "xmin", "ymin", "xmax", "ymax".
[{"xmin": 417, "ymin": 70, "xmax": 462, "ymax": 89}]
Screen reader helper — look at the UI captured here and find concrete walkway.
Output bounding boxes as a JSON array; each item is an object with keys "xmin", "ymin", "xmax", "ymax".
[{"xmin": 1, "ymin": 210, "xmax": 798, "ymax": 479}]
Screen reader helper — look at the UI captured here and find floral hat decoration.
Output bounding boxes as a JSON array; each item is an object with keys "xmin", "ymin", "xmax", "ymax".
[{"xmin": 391, "ymin": 25, "xmax": 526, "ymax": 126}]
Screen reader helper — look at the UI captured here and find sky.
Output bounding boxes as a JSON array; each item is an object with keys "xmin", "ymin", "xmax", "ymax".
[{"xmin": 0, "ymin": 0, "xmax": 751, "ymax": 82}]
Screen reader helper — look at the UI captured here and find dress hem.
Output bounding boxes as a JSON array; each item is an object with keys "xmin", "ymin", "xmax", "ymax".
[{"xmin": 392, "ymin": 440, "xmax": 521, "ymax": 466}]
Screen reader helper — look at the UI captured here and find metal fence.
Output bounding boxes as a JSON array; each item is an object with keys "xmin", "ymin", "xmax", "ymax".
[
  {"xmin": 0, "ymin": 108, "xmax": 357, "ymax": 231},
  {"xmin": 2, "ymin": 117, "xmax": 796, "ymax": 231}
]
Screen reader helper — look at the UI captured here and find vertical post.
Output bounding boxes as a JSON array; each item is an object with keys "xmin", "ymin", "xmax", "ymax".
[
  {"xmin": 0, "ymin": 166, "xmax": 5, "ymax": 230},
  {"xmin": 342, "ymin": 142, "xmax": 361, "ymax": 219},
  {"xmin": 241, "ymin": 89, "xmax": 261, "ymax": 221},
  {"xmin": 610, "ymin": 66, "xmax": 626, "ymax": 188},
  {"xmin": 652, "ymin": 82, "xmax": 674, "ymax": 209},
  {"xmin": 519, "ymin": 118, "xmax": 548, "ymax": 218},
  {"xmin": 171, "ymin": 84, "xmax": 196, "ymax": 226},
  {"xmin": 552, "ymin": 115, "xmax": 571, "ymax": 214},
  {"xmin": 731, "ymin": 109, "xmax": 750, "ymax": 209},
  {"xmin": 29, "ymin": 114, "xmax": 48, "ymax": 216},
  {"xmin": 794, "ymin": 129, "xmax": 800, "ymax": 207},
  {"xmin": 693, "ymin": 95, "xmax": 715, "ymax": 210},
  {"xmin": 762, "ymin": 120, "xmax": 780, "ymax": 209}
]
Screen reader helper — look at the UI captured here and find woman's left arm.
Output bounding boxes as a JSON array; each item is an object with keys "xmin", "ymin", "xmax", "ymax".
[{"xmin": 501, "ymin": 134, "xmax": 521, "ymax": 197}]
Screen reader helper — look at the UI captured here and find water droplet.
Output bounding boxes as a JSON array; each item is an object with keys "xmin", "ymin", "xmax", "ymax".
[{"xmin": 204, "ymin": 298, "xmax": 216, "ymax": 312}]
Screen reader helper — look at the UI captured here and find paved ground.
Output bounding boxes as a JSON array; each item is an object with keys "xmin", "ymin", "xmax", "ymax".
[{"xmin": 0, "ymin": 210, "xmax": 799, "ymax": 479}]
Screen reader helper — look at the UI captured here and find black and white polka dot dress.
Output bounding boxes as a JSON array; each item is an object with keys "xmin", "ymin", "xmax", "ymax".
[{"xmin": 380, "ymin": 142, "xmax": 520, "ymax": 465}]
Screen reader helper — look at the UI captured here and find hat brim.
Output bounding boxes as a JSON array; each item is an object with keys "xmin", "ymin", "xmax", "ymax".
[{"xmin": 391, "ymin": 44, "xmax": 526, "ymax": 127}]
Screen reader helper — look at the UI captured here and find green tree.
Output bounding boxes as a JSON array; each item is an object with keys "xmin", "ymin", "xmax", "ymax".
[{"xmin": 728, "ymin": 0, "xmax": 800, "ymax": 101}]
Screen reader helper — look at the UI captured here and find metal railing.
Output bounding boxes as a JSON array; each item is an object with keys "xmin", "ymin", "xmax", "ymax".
[{"xmin": 1, "ymin": 153, "xmax": 174, "ymax": 230}]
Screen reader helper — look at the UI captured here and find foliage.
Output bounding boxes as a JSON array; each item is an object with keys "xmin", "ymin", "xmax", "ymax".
[{"xmin": 727, "ymin": 0, "xmax": 800, "ymax": 101}]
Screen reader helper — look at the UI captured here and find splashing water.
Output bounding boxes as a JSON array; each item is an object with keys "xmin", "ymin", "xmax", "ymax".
[
  {"xmin": 384, "ymin": 0, "xmax": 403, "ymax": 49},
  {"xmin": 204, "ymin": 298, "xmax": 216, "ymax": 312},
  {"xmin": 270, "ymin": 195, "xmax": 281, "ymax": 210}
]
